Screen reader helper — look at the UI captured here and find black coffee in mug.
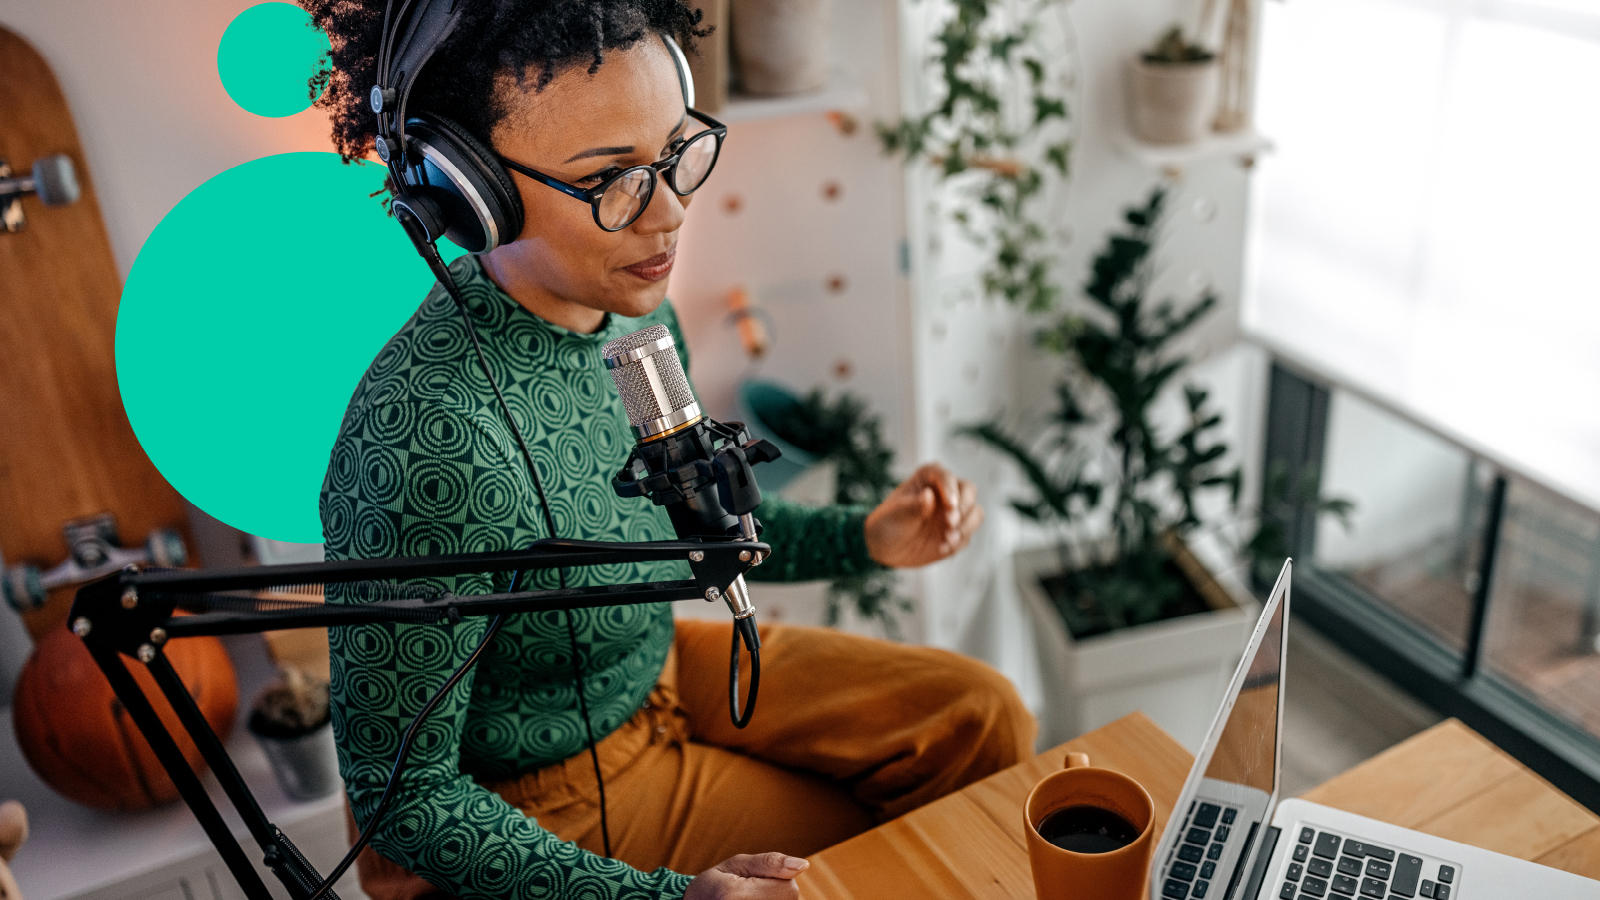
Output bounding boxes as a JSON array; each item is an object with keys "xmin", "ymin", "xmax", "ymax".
[{"xmin": 1036, "ymin": 805, "xmax": 1140, "ymax": 854}]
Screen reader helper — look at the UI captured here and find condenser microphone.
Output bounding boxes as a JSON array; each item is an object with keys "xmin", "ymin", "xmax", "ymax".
[
  {"xmin": 0, "ymin": 154, "xmax": 80, "ymax": 207},
  {"xmin": 601, "ymin": 325, "xmax": 781, "ymax": 630},
  {"xmin": 603, "ymin": 324, "xmax": 703, "ymax": 442}
]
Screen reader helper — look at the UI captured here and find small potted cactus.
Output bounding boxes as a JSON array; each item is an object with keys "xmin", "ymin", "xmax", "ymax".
[
  {"xmin": 1129, "ymin": 25, "xmax": 1219, "ymax": 144},
  {"xmin": 248, "ymin": 668, "xmax": 339, "ymax": 801}
]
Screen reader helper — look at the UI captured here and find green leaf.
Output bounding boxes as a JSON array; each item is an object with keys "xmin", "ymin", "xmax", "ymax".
[{"xmin": 1033, "ymin": 95, "xmax": 1068, "ymax": 125}]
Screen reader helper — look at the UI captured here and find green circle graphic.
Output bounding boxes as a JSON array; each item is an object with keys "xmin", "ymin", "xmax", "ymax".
[
  {"xmin": 117, "ymin": 152, "xmax": 463, "ymax": 543},
  {"xmin": 218, "ymin": 2, "xmax": 330, "ymax": 117}
]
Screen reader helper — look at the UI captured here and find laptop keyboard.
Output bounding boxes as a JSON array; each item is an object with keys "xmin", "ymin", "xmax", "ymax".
[
  {"xmin": 1161, "ymin": 801, "xmax": 1240, "ymax": 898},
  {"xmin": 1280, "ymin": 826, "xmax": 1459, "ymax": 900}
]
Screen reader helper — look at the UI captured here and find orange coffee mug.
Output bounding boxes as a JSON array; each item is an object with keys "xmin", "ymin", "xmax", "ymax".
[{"xmin": 1024, "ymin": 752, "xmax": 1156, "ymax": 900}]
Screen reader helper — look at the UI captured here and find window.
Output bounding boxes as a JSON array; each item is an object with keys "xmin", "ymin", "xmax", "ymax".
[
  {"xmin": 1263, "ymin": 363, "xmax": 1600, "ymax": 813},
  {"xmin": 1314, "ymin": 391, "xmax": 1492, "ymax": 654},
  {"xmin": 1250, "ymin": 0, "xmax": 1600, "ymax": 511}
]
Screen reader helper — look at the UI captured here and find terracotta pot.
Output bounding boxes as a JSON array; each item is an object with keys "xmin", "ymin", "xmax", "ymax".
[
  {"xmin": 731, "ymin": 0, "xmax": 831, "ymax": 96},
  {"xmin": 1128, "ymin": 57, "xmax": 1220, "ymax": 144}
]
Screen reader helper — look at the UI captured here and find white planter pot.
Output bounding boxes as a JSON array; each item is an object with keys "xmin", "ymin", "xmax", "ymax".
[
  {"xmin": 731, "ymin": 0, "xmax": 831, "ymax": 97},
  {"xmin": 251, "ymin": 719, "xmax": 341, "ymax": 801},
  {"xmin": 1016, "ymin": 542, "xmax": 1255, "ymax": 751},
  {"xmin": 1128, "ymin": 57, "xmax": 1220, "ymax": 145}
]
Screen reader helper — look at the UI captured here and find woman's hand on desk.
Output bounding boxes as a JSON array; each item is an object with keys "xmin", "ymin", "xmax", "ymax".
[
  {"xmin": 685, "ymin": 853, "xmax": 808, "ymax": 899},
  {"xmin": 865, "ymin": 462, "xmax": 983, "ymax": 568}
]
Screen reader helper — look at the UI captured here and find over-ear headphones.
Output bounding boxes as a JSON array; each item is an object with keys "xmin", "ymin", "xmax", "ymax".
[{"xmin": 373, "ymin": 0, "xmax": 697, "ymax": 253}]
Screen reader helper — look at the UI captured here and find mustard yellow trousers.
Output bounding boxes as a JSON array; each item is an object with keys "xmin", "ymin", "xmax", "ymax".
[{"xmin": 349, "ymin": 619, "xmax": 1036, "ymax": 897}]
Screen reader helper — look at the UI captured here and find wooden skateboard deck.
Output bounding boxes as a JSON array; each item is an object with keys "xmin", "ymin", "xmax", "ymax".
[{"xmin": 0, "ymin": 26, "xmax": 192, "ymax": 639}]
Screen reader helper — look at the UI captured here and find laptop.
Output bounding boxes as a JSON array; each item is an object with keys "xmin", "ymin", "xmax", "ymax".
[{"xmin": 1148, "ymin": 560, "xmax": 1598, "ymax": 900}]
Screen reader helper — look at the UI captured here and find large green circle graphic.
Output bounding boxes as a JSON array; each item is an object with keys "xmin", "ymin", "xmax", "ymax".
[
  {"xmin": 218, "ymin": 2, "xmax": 330, "ymax": 117},
  {"xmin": 117, "ymin": 152, "xmax": 463, "ymax": 543}
]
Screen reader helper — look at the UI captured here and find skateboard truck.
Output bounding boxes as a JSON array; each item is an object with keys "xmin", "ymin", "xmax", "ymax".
[
  {"xmin": 1, "ymin": 513, "xmax": 185, "ymax": 612},
  {"xmin": 1, "ymin": 154, "xmax": 80, "ymax": 233}
]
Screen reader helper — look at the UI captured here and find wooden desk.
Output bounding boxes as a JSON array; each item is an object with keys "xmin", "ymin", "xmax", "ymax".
[{"xmin": 801, "ymin": 713, "xmax": 1600, "ymax": 899}]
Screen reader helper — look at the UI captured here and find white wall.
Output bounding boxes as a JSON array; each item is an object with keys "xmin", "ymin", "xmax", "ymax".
[
  {"xmin": 669, "ymin": 0, "xmax": 913, "ymax": 460},
  {"xmin": 639, "ymin": 0, "xmax": 918, "ymax": 635}
]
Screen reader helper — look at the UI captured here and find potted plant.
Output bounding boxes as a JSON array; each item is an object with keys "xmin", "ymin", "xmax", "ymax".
[
  {"xmin": 248, "ymin": 667, "xmax": 339, "ymax": 801},
  {"xmin": 731, "ymin": 0, "xmax": 831, "ymax": 97},
  {"xmin": 878, "ymin": 0, "xmax": 1075, "ymax": 312},
  {"xmin": 962, "ymin": 188, "xmax": 1332, "ymax": 747},
  {"xmin": 743, "ymin": 381, "xmax": 912, "ymax": 637},
  {"xmin": 1129, "ymin": 25, "xmax": 1219, "ymax": 145}
]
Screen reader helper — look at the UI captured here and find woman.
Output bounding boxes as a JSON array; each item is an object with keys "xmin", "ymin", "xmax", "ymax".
[{"xmin": 305, "ymin": 2, "xmax": 1035, "ymax": 899}]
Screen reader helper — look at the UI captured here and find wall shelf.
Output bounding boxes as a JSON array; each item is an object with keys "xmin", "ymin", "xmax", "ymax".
[
  {"xmin": 716, "ymin": 68, "xmax": 868, "ymax": 125},
  {"xmin": 1120, "ymin": 128, "xmax": 1273, "ymax": 173}
]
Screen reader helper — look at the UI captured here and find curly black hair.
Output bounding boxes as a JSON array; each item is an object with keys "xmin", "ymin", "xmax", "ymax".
[{"xmin": 302, "ymin": 0, "xmax": 706, "ymax": 162}]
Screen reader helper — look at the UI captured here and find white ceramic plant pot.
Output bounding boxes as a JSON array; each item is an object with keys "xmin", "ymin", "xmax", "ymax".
[
  {"xmin": 731, "ymin": 0, "xmax": 831, "ymax": 97},
  {"xmin": 1128, "ymin": 57, "xmax": 1221, "ymax": 144},
  {"xmin": 1015, "ymin": 539, "xmax": 1256, "ymax": 751},
  {"xmin": 252, "ymin": 719, "xmax": 341, "ymax": 801}
]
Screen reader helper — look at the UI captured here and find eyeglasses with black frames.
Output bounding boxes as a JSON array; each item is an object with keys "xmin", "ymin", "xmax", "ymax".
[{"xmin": 497, "ymin": 108, "xmax": 727, "ymax": 232}]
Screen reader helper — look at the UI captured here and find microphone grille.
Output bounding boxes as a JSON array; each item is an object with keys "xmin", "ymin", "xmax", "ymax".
[
  {"xmin": 602, "ymin": 325, "xmax": 698, "ymax": 430},
  {"xmin": 602, "ymin": 324, "xmax": 672, "ymax": 359}
]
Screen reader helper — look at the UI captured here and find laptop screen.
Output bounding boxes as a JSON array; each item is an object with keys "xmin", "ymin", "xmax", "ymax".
[
  {"xmin": 1149, "ymin": 560, "xmax": 1291, "ymax": 900},
  {"xmin": 1202, "ymin": 594, "xmax": 1284, "ymax": 796}
]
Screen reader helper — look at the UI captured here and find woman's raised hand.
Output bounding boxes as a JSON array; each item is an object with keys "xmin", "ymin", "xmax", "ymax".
[
  {"xmin": 684, "ymin": 853, "xmax": 808, "ymax": 899},
  {"xmin": 864, "ymin": 462, "xmax": 983, "ymax": 569}
]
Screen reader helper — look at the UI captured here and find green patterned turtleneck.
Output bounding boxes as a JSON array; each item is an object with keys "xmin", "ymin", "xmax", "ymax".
[{"xmin": 319, "ymin": 254, "xmax": 879, "ymax": 900}]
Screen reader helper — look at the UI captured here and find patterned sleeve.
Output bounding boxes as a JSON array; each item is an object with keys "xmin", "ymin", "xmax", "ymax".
[
  {"xmin": 743, "ymin": 499, "xmax": 881, "ymax": 583},
  {"xmin": 321, "ymin": 402, "xmax": 693, "ymax": 900}
]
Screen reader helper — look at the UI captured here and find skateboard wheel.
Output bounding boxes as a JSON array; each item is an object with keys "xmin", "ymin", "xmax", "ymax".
[
  {"xmin": 2, "ymin": 565, "xmax": 45, "ymax": 612},
  {"xmin": 146, "ymin": 530, "xmax": 186, "ymax": 568}
]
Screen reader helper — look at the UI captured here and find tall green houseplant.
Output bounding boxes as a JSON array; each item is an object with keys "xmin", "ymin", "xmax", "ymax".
[{"xmin": 965, "ymin": 189, "xmax": 1246, "ymax": 637}]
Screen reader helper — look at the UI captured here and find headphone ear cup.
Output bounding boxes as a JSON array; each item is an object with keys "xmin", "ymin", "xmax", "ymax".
[{"xmin": 401, "ymin": 115, "xmax": 524, "ymax": 253}]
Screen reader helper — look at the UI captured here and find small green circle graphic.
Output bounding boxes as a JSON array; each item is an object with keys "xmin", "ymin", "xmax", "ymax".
[
  {"xmin": 117, "ymin": 152, "xmax": 463, "ymax": 543},
  {"xmin": 217, "ymin": 2, "xmax": 330, "ymax": 117}
]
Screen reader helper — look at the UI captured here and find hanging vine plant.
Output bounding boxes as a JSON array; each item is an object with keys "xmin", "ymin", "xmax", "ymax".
[{"xmin": 879, "ymin": 0, "xmax": 1077, "ymax": 312}]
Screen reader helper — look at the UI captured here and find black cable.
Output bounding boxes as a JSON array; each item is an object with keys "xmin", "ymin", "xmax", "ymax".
[
  {"xmin": 419, "ymin": 241, "xmax": 614, "ymax": 858},
  {"xmin": 562, "ymin": 609, "xmax": 612, "ymax": 857},
  {"xmin": 307, "ymin": 613, "xmax": 507, "ymax": 900},
  {"xmin": 729, "ymin": 622, "xmax": 760, "ymax": 729},
  {"xmin": 421, "ymin": 246, "xmax": 561, "ymax": 548}
]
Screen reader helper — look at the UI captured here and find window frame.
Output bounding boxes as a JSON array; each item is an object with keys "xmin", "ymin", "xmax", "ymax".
[{"xmin": 1262, "ymin": 360, "xmax": 1600, "ymax": 813}]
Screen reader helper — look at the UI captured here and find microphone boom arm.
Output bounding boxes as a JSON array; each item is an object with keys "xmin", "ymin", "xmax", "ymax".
[{"xmin": 66, "ymin": 537, "xmax": 767, "ymax": 900}]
